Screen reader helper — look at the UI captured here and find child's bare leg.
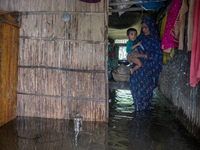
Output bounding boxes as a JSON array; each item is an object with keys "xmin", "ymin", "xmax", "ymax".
[
  {"xmin": 130, "ymin": 57, "xmax": 142, "ymax": 74},
  {"xmin": 127, "ymin": 54, "xmax": 133, "ymax": 64},
  {"xmin": 130, "ymin": 68, "xmax": 134, "ymax": 74},
  {"xmin": 130, "ymin": 57, "xmax": 134, "ymax": 74}
]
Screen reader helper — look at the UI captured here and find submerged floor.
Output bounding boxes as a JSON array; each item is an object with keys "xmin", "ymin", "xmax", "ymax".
[{"xmin": 0, "ymin": 88, "xmax": 200, "ymax": 150}]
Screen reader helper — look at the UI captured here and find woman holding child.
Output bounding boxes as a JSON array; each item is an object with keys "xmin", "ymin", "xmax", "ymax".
[{"xmin": 129, "ymin": 17, "xmax": 163, "ymax": 112}]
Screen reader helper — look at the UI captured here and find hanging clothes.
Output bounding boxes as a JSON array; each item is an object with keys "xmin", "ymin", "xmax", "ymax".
[
  {"xmin": 178, "ymin": 0, "xmax": 188, "ymax": 50},
  {"xmin": 160, "ymin": 11, "xmax": 169, "ymax": 64},
  {"xmin": 190, "ymin": 0, "xmax": 200, "ymax": 87},
  {"xmin": 79, "ymin": 0, "xmax": 101, "ymax": 3},
  {"xmin": 187, "ymin": 0, "xmax": 195, "ymax": 51},
  {"xmin": 160, "ymin": 11, "xmax": 168, "ymax": 39},
  {"xmin": 161, "ymin": 0, "xmax": 182, "ymax": 52},
  {"xmin": 108, "ymin": 38, "xmax": 118, "ymax": 71}
]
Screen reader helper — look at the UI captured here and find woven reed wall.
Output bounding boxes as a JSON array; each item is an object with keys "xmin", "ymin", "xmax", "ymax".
[{"xmin": 0, "ymin": 0, "xmax": 108, "ymax": 121}]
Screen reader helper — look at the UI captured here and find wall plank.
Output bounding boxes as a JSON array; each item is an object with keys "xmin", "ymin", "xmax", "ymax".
[{"xmin": 0, "ymin": 22, "xmax": 19, "ymax": 126}]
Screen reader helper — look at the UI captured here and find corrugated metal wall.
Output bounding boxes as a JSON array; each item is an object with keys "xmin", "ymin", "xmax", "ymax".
[
  {"xmin": 159, "ymin": 48, "xmax": 200, "ymax": 133},
  {"xmin": 0, "ymin": 0, "xmax": 108, "ymax": 122}
]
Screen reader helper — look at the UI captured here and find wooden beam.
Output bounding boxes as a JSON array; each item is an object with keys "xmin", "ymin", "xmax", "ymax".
[
  {"xmin": 109, "ymin": 7, "xmax": 145, "ymax": 12},
  {"xmin": 21, "ymin": 11, "xmax": 104, "ymax": 15},
  {"xmin": 109, "ymin": 0, "xmax": 167, "ymax": 6},
  {"xmin": 109, "ymin": 1, "xmax": 148, "ymax": 6},
  {"xmin": 17, "ymin": 92, "xmax": 106, "ymax": 102},
  {"xmin": 19, "ymin": 36, "xmax": 105, "ymax": 44},
  {"xmin": 0, "ymin": 11, "xmax": 22, "ymax": 28},
  {"xmin": 18, "ymin": 65, "xmax": 105, "ymax": 73}
]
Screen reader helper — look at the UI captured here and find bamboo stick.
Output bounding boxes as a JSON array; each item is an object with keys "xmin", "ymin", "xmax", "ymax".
[
  {"xmin": 20, "ymin": 11, "xmax": 105, "ymax": 15},
  {"xmin": 109, "ymin": 7, "xmax": 145, "ymax": 12},
  {"xmin": 109, "ymin": 0, "xmax": 167, "ymax": 6},
  {"xmin": 19, "ymin": 36, "xmax": 104, "ymax": 44},
  {"xmin": 17, "ymin": 92, "xmax": 106, "ymax": 102}
]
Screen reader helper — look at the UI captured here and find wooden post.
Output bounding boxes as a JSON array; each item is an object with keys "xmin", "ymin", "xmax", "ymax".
[{"xmin": 0, "ymin": 11, "xmax": 21, "ymax": 127}]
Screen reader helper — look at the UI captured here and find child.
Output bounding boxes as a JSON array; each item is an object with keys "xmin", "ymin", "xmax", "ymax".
[{"xmin": 126, "ymin": 28, "xmax": 142, "ymax": 74}]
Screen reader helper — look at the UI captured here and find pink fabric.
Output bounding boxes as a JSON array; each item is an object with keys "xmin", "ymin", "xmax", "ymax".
[
  {"xmin": 161, "ymin": 0, "xmax": 182, "ymax": 51},
  {"xmin": 190, "ymin": 0, "xmax": 200, "ymax": 87}
]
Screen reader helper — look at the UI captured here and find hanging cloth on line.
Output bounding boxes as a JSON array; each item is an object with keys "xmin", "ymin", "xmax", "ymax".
[
  {"xmin": 160, "ymin": 11, "xmax": 175, "ymax": 64},
  {"xmin": 178, "ymin": 0, "xmax": 188, "ymax": 50},
  {"xmin": 161, "ymin": 0, "xmax": 182, "ymax": 52},
  {"xmin": 190, "ymin": 0, "xmax": 200, "ymax": 87},
  {"xmin": 79, "ymin": 0, "xmax": 101, "ymax": 3},
  {"xmin": 187, "ymin": 0, "xmax": 195, "ymax": 51}
]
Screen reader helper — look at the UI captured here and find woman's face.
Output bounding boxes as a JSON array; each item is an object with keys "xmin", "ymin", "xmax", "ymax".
[{"xmin": 142, "ymin": 23, "xmax": 150, "ymax": 36}]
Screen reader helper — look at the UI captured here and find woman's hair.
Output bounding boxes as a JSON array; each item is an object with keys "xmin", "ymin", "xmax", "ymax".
[{"xmin": 127, "ymin": 28, "xmax": 137, "ymax": 35}]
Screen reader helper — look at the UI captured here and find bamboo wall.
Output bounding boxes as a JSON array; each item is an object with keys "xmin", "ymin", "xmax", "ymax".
[
  {"xmin": 0, "ymin": 12, "xmax": 20, "ymax": 127},
  {"xmin": 0, "ymin": 0, "xmax": 108, "ymax": 122}
]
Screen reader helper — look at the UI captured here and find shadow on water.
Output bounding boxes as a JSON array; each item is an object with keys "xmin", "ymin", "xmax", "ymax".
[{"xmin": 0, "ymin": 88, "xmax": 200, "ymax": 150}]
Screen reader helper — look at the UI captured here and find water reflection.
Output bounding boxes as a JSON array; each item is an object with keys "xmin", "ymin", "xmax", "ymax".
[
  {"xmin": 0, "ymin": 88, "xmax": 200, "ymax": 150},
  {"xmin": 108, "ymin": 89, "xmax": 200, "ymax": 150},
  {"xmin": 16, "ymin": 118, "xmax": 106, "ymax": 150}
]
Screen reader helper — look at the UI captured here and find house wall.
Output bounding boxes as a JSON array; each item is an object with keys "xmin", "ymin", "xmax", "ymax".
[
  {"xmin": 0, "ymin": 0, "xmax": 108, "ymax": 122},
  {"xmin": 159, "ymin": 48, "xmax": 200, "ymax": 140}
]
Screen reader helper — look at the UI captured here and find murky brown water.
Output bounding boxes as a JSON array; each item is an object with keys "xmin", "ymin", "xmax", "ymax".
[{"xmin": 0, "ymin": 88, "xmax": 200, "ymax": 150}]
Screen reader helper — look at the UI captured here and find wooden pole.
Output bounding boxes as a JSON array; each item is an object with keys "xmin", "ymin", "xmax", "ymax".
[
  {"xmin": 109, "ymin": 0, "xmax": 167, "ymax": 6},
  {"xmin": 105, "ymin": 0, "xmax": 109, "ymax": 123},
  {"xmin": 109, "ymin": 7, "xmax": 145, "ymax": 12}
]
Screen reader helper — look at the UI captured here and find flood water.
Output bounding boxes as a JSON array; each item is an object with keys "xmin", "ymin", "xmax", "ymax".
[{"xmin": 0, "ymin": 88, "xmax": 200, "ymax": 150}]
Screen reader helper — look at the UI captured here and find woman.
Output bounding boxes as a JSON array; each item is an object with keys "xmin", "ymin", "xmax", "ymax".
[{"xmin": 130, "ymin": 17, "xmax": 163, "ymax": 111}]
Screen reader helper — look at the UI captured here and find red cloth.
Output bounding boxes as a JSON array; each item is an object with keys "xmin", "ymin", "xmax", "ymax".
[
  {"xmin": 190, "ymin": 0, "xmax": 200, "ymax": 87},
  {"xmin": 108, "ymin": 51, "xmax": 116, "ymax": 58},
  {"xmin": 79, "ymin": 0, "xmax": 101, "ymax": 3}
]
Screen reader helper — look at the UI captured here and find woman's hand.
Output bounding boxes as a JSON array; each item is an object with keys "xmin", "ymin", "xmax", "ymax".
[{"xmin": 136, "ymin": 42, "xmax": 141, "ymax": 46}]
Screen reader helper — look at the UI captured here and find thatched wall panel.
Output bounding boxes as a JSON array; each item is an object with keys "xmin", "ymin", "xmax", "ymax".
[
  {"xmin": 19, "ymin": 13, "xmax": 104, "ymax": 42},
  {"xmin": 17, "ymin": 96, "xmax": 105, "ymax": 121},
  {"xmin": 1, "ymin": 0, "xmax": 108, "ymax": 121},
  {"xmin": 18, "ymin": 39, "xmax": 105, "ymax": 70},
  {"xmin": 17, "ymin": 68, "xmax": 105, "ymax": 100},
  {"xmin": 0, "ymin": 0, "xmax": 104, "ymax": 12}
]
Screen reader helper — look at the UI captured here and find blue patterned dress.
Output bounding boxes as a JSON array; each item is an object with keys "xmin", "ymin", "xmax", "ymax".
[{"xmin": 130, "ymin": 18, "xmax": 163, "ymax": 111}]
